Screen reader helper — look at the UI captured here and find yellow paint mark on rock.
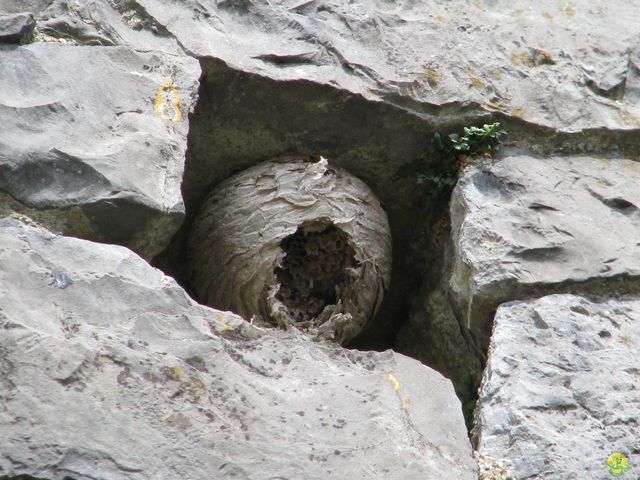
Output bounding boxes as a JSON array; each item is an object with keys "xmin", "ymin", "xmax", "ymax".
[
  {"xmin": 155, "ymin": 80, "xmax": 182, "ymax": 123},
  {"xmin": 471, "ymin": 1, "xmax": 484, "ymax": 11},
  {"xmin": 386, "ymin": 373, "xmax": 401, "ymax": 392}
]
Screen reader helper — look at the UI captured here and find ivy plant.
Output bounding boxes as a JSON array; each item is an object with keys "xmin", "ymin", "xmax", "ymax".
[
  {"xmin": 447, "ymin": 122, "xmax": 506, "ymax": 157},
  {"xmin": 397, "ymin": 122, "xmax": 506, "ymax": 200}
]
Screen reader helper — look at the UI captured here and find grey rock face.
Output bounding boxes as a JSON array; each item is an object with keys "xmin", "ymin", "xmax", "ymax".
[
  {"xmin": 0, "ymin": 42, "xmax": 200, "ymax": 259},
  {"xmin": 0, "ymin": 12, "xmax": 35, "ymax": 43},
  {"xmin": 449, "ymin": 155, "xmax": 640, "ymax": 347},
  {"xmin": 135, "ymin": 0, "xmax": 640, "ymax": 133},
  {"xmin": 2, "ymin": 1, "xmax": 638, "ymax": 477},
  {"xmin": 188, "ymin": 158, "xmax": 392, "ymax": 345},
  {"xmin": 0, "ymin": 218, "xmax": 477, "ymax": 480},
  {"xmin": 475, "ymin": 294, "xmax": 640, "ymax": 480}
]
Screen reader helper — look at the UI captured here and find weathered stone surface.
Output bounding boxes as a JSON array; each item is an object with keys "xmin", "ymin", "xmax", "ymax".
[
  {"xmin": 0, "ymin": 12, "xmax": 35, "ymax": 44},
  {"xmin": 0, "ymin": 42, "xmax": 200, "ymax": 259},
  {"xmin": 135, "ymin": 0, "xmax": 640, "ymax": 133},
  {"xmin": 188, "ymin": 158, "xmax": 392, "ymax": 345},
  {"xmin": 449, "ymin": 155, "xmax": 640, "ymax": 347},
  {"xmin": 9, "ymin": 0, "xmax": 640, "ymax": 136},
  {"xmin": 33, "ymin": 0, "xmax": 184, "ymax": 51},
  {"xmin": 475, "ymin": 294, "xmax": 640, "ymax": 479},
  {"xmin": 0, "ymin": 218, "xmax": 477, "ymax": 480},
  {"xmin": 2, "ymin": 1, "xmax": 639, "ymax": 475}
]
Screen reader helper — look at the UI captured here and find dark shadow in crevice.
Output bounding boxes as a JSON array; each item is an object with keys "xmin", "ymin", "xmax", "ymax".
[{"xmin": 275, "ymin": 221, "xmax": 356, "ymax": 323}]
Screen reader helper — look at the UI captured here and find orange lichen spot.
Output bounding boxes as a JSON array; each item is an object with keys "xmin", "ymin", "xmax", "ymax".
[
  {"xmin": 564, "ymin": 5, "xmax": 576, "ymax": 17},
  {"xmin": 435, "ymin": 15, "xmax": 445, "ymax": 23},
  {"xmin": 542, "ymin": 11, "xmax": 553, "ymax": 20}
]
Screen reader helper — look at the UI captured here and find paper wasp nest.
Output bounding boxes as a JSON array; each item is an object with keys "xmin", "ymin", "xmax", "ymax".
[{"xmin": 187, "ymin": 158, "xmax": 391, "ymax": 345}]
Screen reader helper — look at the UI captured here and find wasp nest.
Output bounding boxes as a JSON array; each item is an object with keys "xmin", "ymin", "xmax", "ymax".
[{"xmin": 187, "ymin": 158, "xmax": 392, "ymax": 345}]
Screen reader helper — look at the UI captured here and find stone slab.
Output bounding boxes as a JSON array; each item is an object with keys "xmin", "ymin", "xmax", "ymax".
[
  {"xmin": 475, "ymin": 294, "xmax": 640, "ymax": 479},
  {"xmin": 0, "ymin": 43, "xmax": 200, "ymax": 258},
  {"xmin": 0, "ymin": 218, "xmax": 477, "ymax": 480}
]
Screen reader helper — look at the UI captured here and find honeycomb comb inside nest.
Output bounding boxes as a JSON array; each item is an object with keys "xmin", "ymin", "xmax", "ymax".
[{"xmin": 187, "ymin": 157, "xmax": 392, "ymax": 345}]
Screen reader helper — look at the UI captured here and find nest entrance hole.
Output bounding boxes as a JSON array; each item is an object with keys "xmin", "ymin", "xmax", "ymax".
[{"xmin": 275, "ymin": 222, "xmax": 356, "ymax": 323}]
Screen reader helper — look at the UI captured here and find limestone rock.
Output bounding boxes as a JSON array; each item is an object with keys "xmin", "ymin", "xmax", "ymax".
[
  {"xmin": 475, "ymin": 294, "xmax": 640, "ymax": 479},
  {"xmin": 9, "ymin": 0, "xmax": 640, "ymax": 136},
  {"xmin": 0, "ymin": 218, "xmax": 477, "ymax": 480},
  {"xmin": 0, "ymin": 12, "xmax": 35, "ymax": 43},
  {"xmin": 188, "ymin": 158, "xmax": 392, "ymax": 345},
  {"xmin": 449, "ymin": 155, "xmax": 640, "ymax": 347},
  {"xmin": 134, "ymin": 0, "xmax": 640, "ymax": 133},
  {"xmin": 0, "ymin": 42, "xmax": 200, "ymax": 259}
]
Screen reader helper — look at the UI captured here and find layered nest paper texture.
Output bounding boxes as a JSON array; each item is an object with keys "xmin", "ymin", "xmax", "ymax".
[{"xmin": 188, "ymin": 158, "xmax": 392, "ymax": 344}]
